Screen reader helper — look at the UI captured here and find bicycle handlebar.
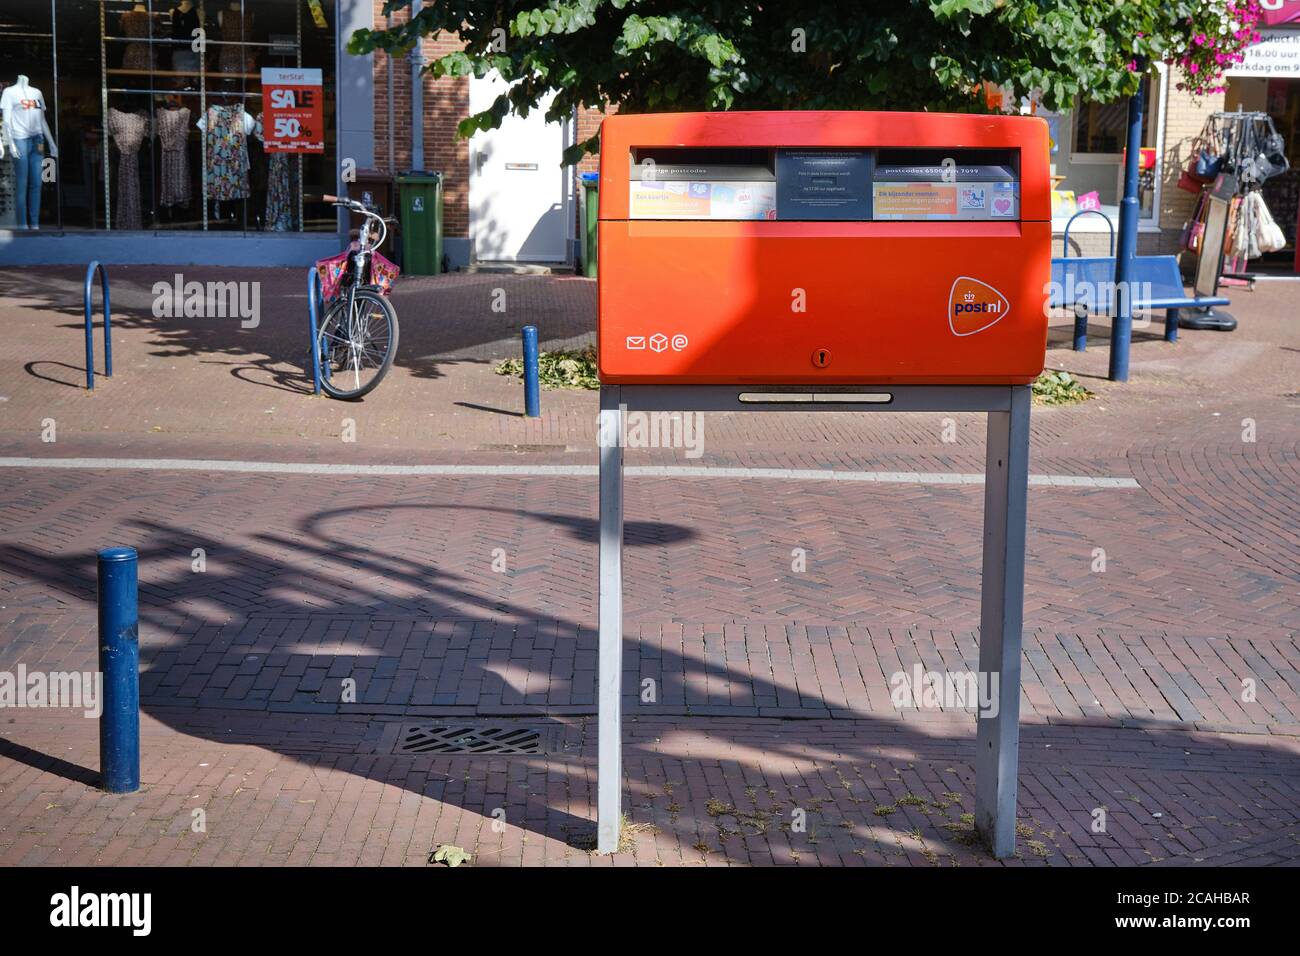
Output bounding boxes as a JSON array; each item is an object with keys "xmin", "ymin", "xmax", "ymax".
[{"xmin": 326, "ymin": 195, "xmax": 387, "ymax": 252}]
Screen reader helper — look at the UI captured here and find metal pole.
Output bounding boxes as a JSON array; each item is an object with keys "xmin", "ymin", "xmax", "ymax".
[
  {"xmin": 83, "ymin": 263, "xmax": 96, "ymax": 391},
  {"xmin": 97, "ymin": 546, "xmax": 139, "ymax": 794},
  {"xmin": 974, "ymin": 385, "xmax": 1030, "ymax": 857},
  {"xmin": 101, "ymin": 265, "xmax": 112, "ymax": 377},
  {"xmin": 1110, "ymin": 61, "xmax": 1147, "ymax": 382},
  {"xmin": 409, "ymin": 0, "xmax": 425, "ymax": 172},
  {"xmin": 522, "ymin": 325, "xmax": 540, "ymax": 417},
  {"xmin": 596, "ymin": 385, "xmax": 624, "ymax": 853},
  {"xmin": 307, "ymin": 267, "xmax": 323, "ymax": 395}
]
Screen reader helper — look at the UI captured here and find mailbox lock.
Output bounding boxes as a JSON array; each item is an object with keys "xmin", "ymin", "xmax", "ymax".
[{"xmin": 812, "ymin": 348, "xmax": 832, "ymax": 368}]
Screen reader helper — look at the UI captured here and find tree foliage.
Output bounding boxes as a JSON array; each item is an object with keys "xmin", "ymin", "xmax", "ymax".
[{"xmin": 349, "ymin": 1, "xmax": 1256, "ymax": 162}]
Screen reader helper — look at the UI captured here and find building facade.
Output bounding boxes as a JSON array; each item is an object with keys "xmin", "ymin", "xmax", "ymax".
[{"xmin": 2, "ymin": 1, "xmax": 1295, "ymax": 274}]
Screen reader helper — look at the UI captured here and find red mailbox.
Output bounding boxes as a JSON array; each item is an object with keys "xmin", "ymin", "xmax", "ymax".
[{"xmin": 597, "ymin": 111, "xmax": 1051, "ymax": 385}]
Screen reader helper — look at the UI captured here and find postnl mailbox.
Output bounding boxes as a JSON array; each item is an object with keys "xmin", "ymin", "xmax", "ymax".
[{"xmin": 597, "ymin": 111, "xmax": 1051, "ymax": 385}]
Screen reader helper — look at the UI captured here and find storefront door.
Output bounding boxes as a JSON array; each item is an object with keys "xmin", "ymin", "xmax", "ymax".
[{"xmin": 468, "ymin": 71, "xmax": 571, "ymax": 264}]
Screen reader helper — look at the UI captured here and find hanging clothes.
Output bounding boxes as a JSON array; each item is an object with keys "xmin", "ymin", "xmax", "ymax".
[
  {"xmin": 108, "ymin": 108, "xmax": 150, "ymax": 229},
  {"xmin": 203, "ymin": 103, "xmax": 250, "ymax": 201},
  {"xmin": 255, "ymin": 112, "xmax": 293, "ymax": 231},
  {"xmin": 121, "ymin": 10, "xmax": 157, "ymax": 72},
  {"xmin": 218, "ymin": 8, "xmax": 255, "ymax": 74},
  {"xmin": 157, "ymin": 106, "xmax": 192, "ymax": 207}
]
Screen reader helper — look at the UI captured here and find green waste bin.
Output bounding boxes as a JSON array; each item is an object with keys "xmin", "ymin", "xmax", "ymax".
[
  {"xmin": 397, "ymin": 171, "xmax": 443, "ymax": 275},
  {"xmin": 580, "ymin": 172, "xmax": 598, "ymax": 278}
]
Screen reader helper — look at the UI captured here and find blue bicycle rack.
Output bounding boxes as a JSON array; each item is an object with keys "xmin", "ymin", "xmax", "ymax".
[
  {"xmin": 1056, "ymin": 210, "xmax": 1115, "ymax": 352},
  {"xmin": 306, "ymin": 267, "xmax": 324, "ymax": 395},
  {"xmin": 83, "ymin": 261, "xmax": 112, "ymax": 390},
  {"xmin": 1060, "ymin": 207, "xmax": 1116, "ymax": 258}
]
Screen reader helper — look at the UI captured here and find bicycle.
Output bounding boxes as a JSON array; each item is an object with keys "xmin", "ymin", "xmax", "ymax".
[{"xmin": 313, "ymin": 195, "xmax": 400, "ymax": 399}]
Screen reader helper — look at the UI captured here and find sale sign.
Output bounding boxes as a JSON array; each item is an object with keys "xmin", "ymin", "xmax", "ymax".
[{"xmin": 261, "ymin": 68, "xmax": 324, "ymax": 153}]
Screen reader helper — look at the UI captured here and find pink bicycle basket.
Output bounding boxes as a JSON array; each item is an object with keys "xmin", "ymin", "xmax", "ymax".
[{"xmin": 315, "ymin": 244, "xmax": 400, "ymax": 302}]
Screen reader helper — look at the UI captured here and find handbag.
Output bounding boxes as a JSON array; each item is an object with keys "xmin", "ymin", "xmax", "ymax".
[
  {"xmin": 1178, "ymin": 168, "xmax": 1207, "ymax": 193},
  {"xmin": 1194, "ymin": 147, "xmax": 1223, "ymax": 180},
  {"xmin": 1179, "ymin": 190, "xmax": 1209, "ymax": 252},
  {"xmin": 1253, "ymin": 192, "xmax": 1287, "ymax": 253}
]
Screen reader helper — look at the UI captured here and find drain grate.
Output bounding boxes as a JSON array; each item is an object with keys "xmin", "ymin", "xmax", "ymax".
[{"xmin": 393, "ymin": 724, "xmax": 545, "ymax": 756}]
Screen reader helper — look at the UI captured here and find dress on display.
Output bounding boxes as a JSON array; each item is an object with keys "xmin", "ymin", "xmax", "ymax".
[
  {"xmin": 0, "ymin": 121, "xmax": 15, "ymax": 224},
  {"xmin": 121, "ymin": 11, "xmax": 157, "ymax": 71},
  {"xmin": 157, "ymin": 106, "xmax": 192, "ymax": 207},
  {"xmin": 218, "ymin": 9, "xmax": 255, "ymax": 74},
  {"xmin": 0, "ymin": 156, "xmax": 16, "ymax": 228},
  {"xmin": 255, "ymin": 112, "xmax": 293, "ymax": 231},
  {"xmin": 108, "ymin": 108, "xmax": 150, "ymax": 229},
  {"xmin": 170, "ymin": 5, "xmax": 202, "ymax": 72},
  {"xmin": 203, "ymin": 103, "xmax": 250, "ymax": 201}
]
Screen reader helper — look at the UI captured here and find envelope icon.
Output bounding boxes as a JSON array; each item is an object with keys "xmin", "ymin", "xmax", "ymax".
[{"xmin": 625, "ymin": 335, "xmax": 646, "ymax": 350}]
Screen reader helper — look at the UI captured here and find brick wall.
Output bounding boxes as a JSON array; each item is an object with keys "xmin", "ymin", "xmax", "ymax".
[
  {"xmin": 1155, "ymin": 82, "xmax": 1226, "ymax": 259},
  {"xmin": 576, "ymin": 104, "xmax": 614, "ymax": 176},
  {"xmin": 370, "ymin": 2, "xmax": 471, "ymax": 238},
  {"xmin": 366, "ymin": 6, "xmax": 616, "ymax": 247}
]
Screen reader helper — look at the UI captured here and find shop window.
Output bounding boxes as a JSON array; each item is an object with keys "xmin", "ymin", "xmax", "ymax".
[
  {"xmin": 1050, "ymin": 75, "xmax": 1161, "ymax": 225},
  {"xmin": 0, "ymin": 2, "xmax": 57, "ymax": 229},
  {"xmin": 1073, "ymin": 83, "xmax": 1153, "ymax": 156},
  {"xmin": 1, "ymin": 0, "xmax": 337, "ymax": 234}
]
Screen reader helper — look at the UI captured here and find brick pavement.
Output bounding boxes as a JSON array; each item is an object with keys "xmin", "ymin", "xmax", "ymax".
[
  {"xmin": 0, "ymin": 265, "xmax": 1297, "ymax": 865},
  {"xmin": 3, "ymin": 707, "xmax": 1297, "ymax": 866},
  {"xmin": 0, "ymin": 467, "xmax": 1296, "ymax": 732}
]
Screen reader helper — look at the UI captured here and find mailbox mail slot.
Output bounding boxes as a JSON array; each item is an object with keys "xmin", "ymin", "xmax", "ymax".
[{"xmin": 597, "ymin": 111, "xmax": 1051, "ymax": 385}]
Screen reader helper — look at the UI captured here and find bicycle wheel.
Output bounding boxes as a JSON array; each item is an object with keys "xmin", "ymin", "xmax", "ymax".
[{"xmin": 316, "ymin": 287, "xmax": 399, "ymax": 400}]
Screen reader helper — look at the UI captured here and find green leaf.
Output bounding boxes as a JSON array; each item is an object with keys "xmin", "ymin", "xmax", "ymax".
[
  {"xmin": 431, "ymin": 844, "xmax": 472, "ymax": 867},
  {"xmin": 622, "ymin": 16, "xmax": 652, "ymax": 50}
]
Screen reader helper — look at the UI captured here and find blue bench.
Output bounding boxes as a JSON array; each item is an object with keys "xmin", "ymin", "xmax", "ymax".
[{"xmin": 1050, "ymin": 210, "xmax": 1231, "ymax": 351}]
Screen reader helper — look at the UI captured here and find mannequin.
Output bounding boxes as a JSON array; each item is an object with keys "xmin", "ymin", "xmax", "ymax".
[
  {"xmin": 171, "ymin": 1, "xmax": 201, "ymax": 73},
  {"xmin": 0, "ymin": 76, "xmax": 59, "ymax": 229}
]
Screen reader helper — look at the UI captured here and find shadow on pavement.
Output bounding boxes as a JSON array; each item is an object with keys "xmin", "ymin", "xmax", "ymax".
[{"xmin": 1, "ymin": 497, "xmax": 1298, "ymax": 865}]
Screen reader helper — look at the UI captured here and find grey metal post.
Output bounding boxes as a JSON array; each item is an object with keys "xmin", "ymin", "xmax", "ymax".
[
  {"xmin": 974, "ymin": 384, "xmax": 1031, "ymax": 857},
  {"xmin": 408, "ymin": 0, "xmax": 426, "ymax": 172},
  {"xmin": 597, "ymin": 385, "xmax": 624, "ymax": 853}
]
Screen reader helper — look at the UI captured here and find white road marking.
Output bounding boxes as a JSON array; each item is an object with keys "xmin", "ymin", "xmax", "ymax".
[{"xmin": 0, "ymin": 456, "xmax": 1141, "ymax": 488}]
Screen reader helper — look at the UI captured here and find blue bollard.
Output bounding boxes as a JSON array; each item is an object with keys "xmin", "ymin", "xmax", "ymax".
[
  {"xmin": 522, "ymin": 325, "xmax": 540, "ymax": 418},
  {"xmin": 1110, "ymin": 59, "xmax": 1147, "ymax": 383},
  {"xmin": 97, "ymin": 547, "xmax": 139, "ymax": 794}
]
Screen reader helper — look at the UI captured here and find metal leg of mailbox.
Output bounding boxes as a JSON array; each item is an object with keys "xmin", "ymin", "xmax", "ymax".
[
  {"xmin": 597, "ymin": 385, "xmax": 624, "ymax": 854},
  {"xmin": 974, "ymin": 384, "xmax": 1031, "ymax": 858}
]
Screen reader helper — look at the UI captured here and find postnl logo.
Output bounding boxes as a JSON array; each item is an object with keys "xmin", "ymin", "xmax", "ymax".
[{"xmin": 949, "ymin": 277, "xmax": 1009, "ymax": 336}]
